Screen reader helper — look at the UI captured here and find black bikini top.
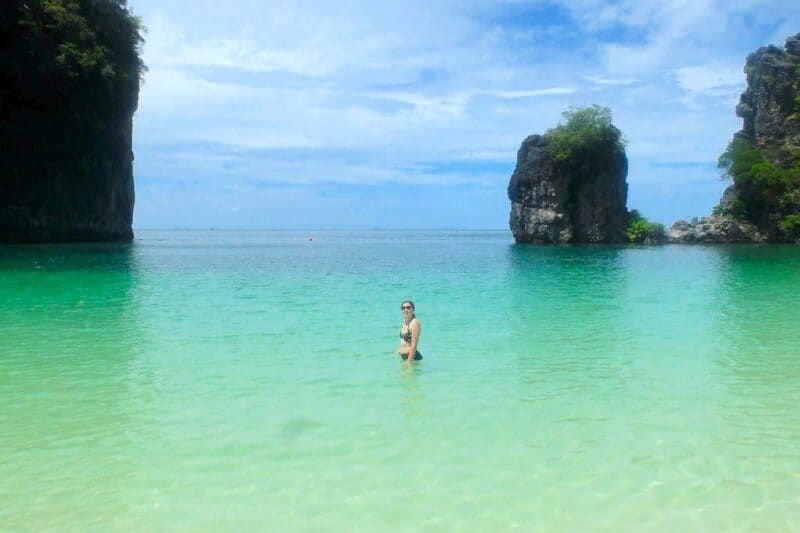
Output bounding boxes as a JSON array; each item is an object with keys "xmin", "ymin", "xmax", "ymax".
[{"xmin": 400, "ymin": 320, "xmax": 414, "ymax": 343}]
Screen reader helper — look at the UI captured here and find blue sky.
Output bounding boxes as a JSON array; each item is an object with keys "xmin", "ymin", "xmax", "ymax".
[{"xmin": 130, "ymin": 0, "xmax": 800, "ymax": 229}]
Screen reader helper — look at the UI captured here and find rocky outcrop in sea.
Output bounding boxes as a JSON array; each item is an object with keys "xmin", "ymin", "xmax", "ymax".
[
  {"xmin": 666, "ymin": 216, "xmax": 765, "ymax": 243},
  {"xmin": 507, "ymin": 120, "xmax": 629, "ymax": 244},
  {"xmin": 665, "ymin": 184, "xmax": 765, "ymax": 243}
]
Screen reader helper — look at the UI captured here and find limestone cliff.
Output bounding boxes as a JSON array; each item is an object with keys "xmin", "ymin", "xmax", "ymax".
[
  {"xmin": 508, "ymin": 107, "xmax": 629, "ymax": 243},
  {"xmin": 0, "ymin": 1, "xmax": 143, "ymax": 243},
  {"xmin": 669, "ymin": 32, "xmax": 800, "ymax": 243},
  {"xmin": 737, "ymin": 33, "xmax": 800, "ymax": 165}
]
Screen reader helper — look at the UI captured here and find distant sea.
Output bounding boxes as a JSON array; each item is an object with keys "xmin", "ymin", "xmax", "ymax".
[{"xmin": 1, "ymin": 230, "xmax": 799, "ymax": 530}]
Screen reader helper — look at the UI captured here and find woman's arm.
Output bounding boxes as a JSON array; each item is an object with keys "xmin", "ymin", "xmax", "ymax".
[{"xmin": 405, "ymin": 320, "xmax": 421, "ymax": 363}]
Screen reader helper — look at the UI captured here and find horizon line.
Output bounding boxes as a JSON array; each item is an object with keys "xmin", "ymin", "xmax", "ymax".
[{"xmin": 133, "ymin": 227, "xmax": 510, "ymax": 231}]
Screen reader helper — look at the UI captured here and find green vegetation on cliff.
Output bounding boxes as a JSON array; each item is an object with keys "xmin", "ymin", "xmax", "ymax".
[
  {"xmin": 717, "ymin": 138, "xmax": 800, "ymax": 239},
  {"xmin": 1, "ymin": 0, "xmax": 144, "ymax": 120},
  {"xmin": 546, "ymin": 105, "xmax": 626, "ymax": 163},
  {"xmin": 626, "ymin": 210, "xmax": 665, "ymax": 243}
]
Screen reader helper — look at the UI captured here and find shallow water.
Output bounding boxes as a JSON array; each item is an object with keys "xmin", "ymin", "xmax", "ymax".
[{"xmin": 1, "ymin": 230, "xmax": 799, "ymax": 531}]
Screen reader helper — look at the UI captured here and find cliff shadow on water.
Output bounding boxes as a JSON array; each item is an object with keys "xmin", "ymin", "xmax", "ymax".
[
  {"xmin": 700, "ymin": 246, "xmax": 800, "ymax": 511},
  {"xmin": 504, "ymin": 243, "xmax": 631, "ymax": 366},
  {"xmin": 0, "ymin": 240, "xmax": 145, "ymax": 387},
  {"xmin": 709, "ymin": 245, "xmax": 800, "ymax": 365},
  {"xmin": 499, "ymin": 243, "xmax": 800, "ymax": 398},
  {"xmin": 0, "ymin": 242, "xmax": 158, "ymax": 530}
]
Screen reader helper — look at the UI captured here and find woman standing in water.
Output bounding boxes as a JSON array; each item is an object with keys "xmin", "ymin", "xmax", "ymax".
[{"xmin": 398, "ymin": 300, "xmax": 422, "ymax": 363}]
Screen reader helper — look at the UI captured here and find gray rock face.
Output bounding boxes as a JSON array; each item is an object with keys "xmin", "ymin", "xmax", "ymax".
[
  {"xmin": 666, "ymin": 216, "xmax": 765, "ymax": 244},
  {"xmin": 718, "ymin": 184, "xmax": 739, "ymax": 212},
  {"xmin": 787, "ymin": 33, "xmax": 800, "ymax": 55},
  {"xmin": 736, "ymin": 33, "xmax": 800, "ymax": 167},
  {"xmin": 669, "ymin": 183, "xmax": 764, "ymax": 243},
  {"xmin": 0, "ymin": 114, "xmax": 136, "ymax": 244},
  {"xmin": 507, "ymin": 134, "xmax": 629, "ymax": 243}
]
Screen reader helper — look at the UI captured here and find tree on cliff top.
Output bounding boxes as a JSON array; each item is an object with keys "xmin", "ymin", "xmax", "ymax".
[
  {"xmin": 0, "ymin": 0, "xmax": 145, "ymax": 115},
  {"xmin": 546, "ymin": 105, "xmax": 626, "ymax": 163}
]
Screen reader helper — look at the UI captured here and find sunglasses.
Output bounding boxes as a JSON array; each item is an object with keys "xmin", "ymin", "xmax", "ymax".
[{"xmin": 401, "ymin": 306, "xmax": 413, "ymax": 310}]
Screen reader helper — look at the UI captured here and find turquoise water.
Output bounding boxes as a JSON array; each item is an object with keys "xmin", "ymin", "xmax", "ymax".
[{"xmin": 1, "ymin": 230, "xmax": 799, "ymax": 531}]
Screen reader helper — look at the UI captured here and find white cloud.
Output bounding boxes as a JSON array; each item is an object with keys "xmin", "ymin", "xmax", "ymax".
[
  {"xmin": 363, "ymin": 92, "xmax": 472, "ymax": 120},
  {"xmin": 141, "ymin": 10, "xmax": 384, "ymax": 77},
  {"xmin": 485, "ymin": 88, "xmax": 576, "ymax": 98},
  {"xmin": 674, "ymin": 63, "xmax": 745, "ymax": 95},
  {"xmin": 584, "ymin": 76, "xmax": 637, "ymax": 86}
]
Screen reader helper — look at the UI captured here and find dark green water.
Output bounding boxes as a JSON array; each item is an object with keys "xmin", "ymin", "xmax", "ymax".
[{"xmin": 1, "ymin": 231, "xmax": 798, "ymax": 530}]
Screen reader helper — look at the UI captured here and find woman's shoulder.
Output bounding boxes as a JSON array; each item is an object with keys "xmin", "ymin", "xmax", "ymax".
[{"xmin": 410, "ymin": 317, "xmax": 421, "ymax": 327}]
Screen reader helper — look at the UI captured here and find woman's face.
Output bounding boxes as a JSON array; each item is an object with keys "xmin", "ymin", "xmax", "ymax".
[{"xmin": 401, "ymin": 303, "xmax": 414, "ymax": 318}]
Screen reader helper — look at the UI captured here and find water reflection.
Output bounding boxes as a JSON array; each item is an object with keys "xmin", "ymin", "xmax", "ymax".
[
  {"xmin": 693, "ymin": 245, "xmax": 800, "ymax": 519},
  {"xmin": 710, "ymin": 245, "xmax": 800, "ymax": 404},
  {"xmin": 503, "ymin": 244, "xmax": 632, "ymax": 398},
  {"xmin": 397, "ymin": 358, "xmax": 425, "ymax": 414},
  {"xmin": 0, "ymin": 242, "xmax": 145, "ymax": 529}
]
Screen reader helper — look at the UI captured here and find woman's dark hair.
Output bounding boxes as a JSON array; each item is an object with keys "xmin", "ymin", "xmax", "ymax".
[{"xmin": 401, "ymin": 300, "xmax": 415, "ymax": 310}]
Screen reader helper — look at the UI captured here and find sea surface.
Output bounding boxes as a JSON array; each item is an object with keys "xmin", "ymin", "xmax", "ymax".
[{"xmin": 1, "ymin": 230, "xmax": 799, "ymax": 531}]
